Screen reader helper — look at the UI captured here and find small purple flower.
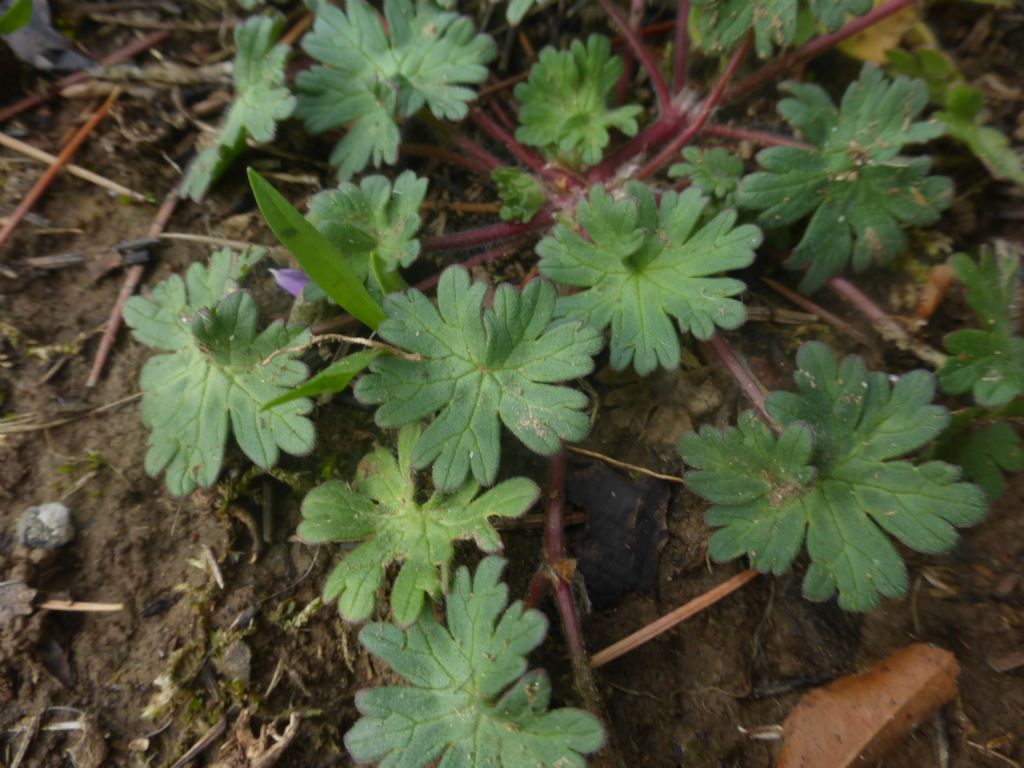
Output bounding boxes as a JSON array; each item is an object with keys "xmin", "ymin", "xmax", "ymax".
[{"xmin": 269, "ymin": 268, "xmax": 309, "ymax": 298}]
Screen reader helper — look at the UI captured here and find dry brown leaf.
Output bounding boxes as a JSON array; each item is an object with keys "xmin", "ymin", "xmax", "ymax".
[
  {"xmin": 914, "ymin": 263, "xmax": 957, "ymax": 323},
  {"xmin": 775, "ymin": 643, "xmax": 959, "ymax": 768},
  {"xmin": 0, "ymin": 580, "xmax": 37, "ymax": 626}
]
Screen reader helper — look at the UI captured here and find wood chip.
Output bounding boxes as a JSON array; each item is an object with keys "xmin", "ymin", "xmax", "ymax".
[{"xmin": 776, "ymin": 643, "xmax": 959, "ymax": 768}]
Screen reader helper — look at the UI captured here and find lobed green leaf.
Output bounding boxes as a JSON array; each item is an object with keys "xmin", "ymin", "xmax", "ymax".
[
  {"xmin": 345, "ymin": 556, "xmax": 605, "ymax": 767},
  {"xmin": 537, "ymin": 182, "xmax": 761, "ymax": 375},
  {"xmin": 514, "ymin": 35, "xmax": 641, "ymax": 167},
  {"xmin": 296, "ymin": 0, "xmax": 495, "ymax": 179},
  {"xmin": 299, "ymin": 424, "xmax": 540, "ymax": 625},
  {"xmin": 680, "ymin": 342, "xmax": 987, "ymax": 610},
  {"xmin": 355, "ymin": 267, "xmax": 603, "ymax": 491},
  {"xmin": 939, "ymin": 248, "xmax": 1024, "ymax": 406},
  {"xmin": 737, "ymin": 65, "xmax": 951, "ymax": 292}
]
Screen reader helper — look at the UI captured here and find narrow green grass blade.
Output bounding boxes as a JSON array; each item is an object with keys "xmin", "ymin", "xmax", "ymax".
[
  {"xmin": 263, "ymin": 349, "xmax": 382, "ymax": 410},
  {"xmin": 248, "ymin": 169, "xmax": 385, "ymax": 329},
  {"xmin": 0, "ymin": 0, "xmax": 32, "ymax": 33}
]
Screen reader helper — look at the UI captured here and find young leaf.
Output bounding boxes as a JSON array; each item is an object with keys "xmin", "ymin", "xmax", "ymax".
[
  {"xmin": 299, "ymin": 424, "xmax": 539, "ymax": 625},
  {"xmin": 514, "ymin": 35, "xmax": 641, "ymax": 167},
  {"xmin": 692, "ymin": 0, "xmax": 871, "ymax": 59},
  {"xmin": 937, "ymin": 83, "xmax": 1024, "ymax": 187},
  {"xmin": 939, "ymin": 248, "xmax": 1024, "ymax": 406},
  {"xmin": 308, "ymin": 171, "xmax": 428, "ymax": 297},
  {"xmin": 506, "ymin": 0, "xmax": 543, "ymax": 24},
  {"xmin": 263, "ymin": 349, "xmax": 382, "ymax": 410},
  {"xmin": 123, "ymin": 249, "xmax": 314, "ymax": 496},
  {"xmin": 934, "ymin": 416, "xmax": 1024, "ymax": 499},
  {"xmin": 180, "ymin": 14, "xmax": 295, "ymax": 201},
  {"xmin": 886, "ymin": 48, "xmax": 1024, "ymax": 187},
  {"xmin": 345, "ymin": 556, "xmax": 605, "ymax": 767},
  {"xmin": 668, "ymin": 146, "xmax": 745, "ymax": 206},
  {"xmin": 737, "ymin": 65, "xmax": 951, "ymax": 292},
  {"xmin": 354, "ymin": 267, "xmax": 603, "ymax": 491},
  {"xmin": 680, "ymin": 342, "xmax": 987, "ymax": 611},
  {"xmin": 296, "ymin": 0, "xmax": 495, "ymax": 179},
  {"xmin": 536, "ymin": 182, "xmax": 762, "ymax": 375},
  {"xmin": 248, "ymin": 169, "xmax": 386, "ymax": 330},
  {"xmin": 492, "ymin": 167, "xmax": 546, "ymax": 223}
]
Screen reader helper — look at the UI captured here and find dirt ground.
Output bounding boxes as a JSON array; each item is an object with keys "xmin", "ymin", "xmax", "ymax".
[{"xmin": 1, "ymin": 2, "xmax": 1023, "ymax": 767}]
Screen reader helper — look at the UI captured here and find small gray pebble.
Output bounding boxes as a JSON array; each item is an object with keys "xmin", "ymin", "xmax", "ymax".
[{"xmin": 16, "ymin": 502, "xmax": 74, "ymax": 549}]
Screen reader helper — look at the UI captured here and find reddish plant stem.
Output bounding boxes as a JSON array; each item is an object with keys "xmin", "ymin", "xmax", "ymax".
[
  {"xmin": 637, "ymin": 34, "xmax": 752, "ymax": 179},
  {"xmin": 701, "ymin": 123, "xmax": 810, "ymax": 149},
  {"xmin": 597, "ymin": 0, "xmax": 671, "ymax": 115},
  {"xmin": 762, "ymin": 276, "xmax": 873, "ymax": 347},
  {"xmin": 0, "ymin": 30, "xmax": 168, "ymax": 125},
  {"xmin": 0, "ymin": 89, "xmax": 121, "ymax": 250},
  {"xmin": 421, "ymin": 210, "xmax": 553, "ymax": 253},
  {"xmin": 705, "ymin": 333, "xmax": 773, "ymax": 425},
  {"xmin": 826, "ymin": 276, "xmax": 889, "ymax": 323},
  {"xmin": 544, "ymin": 449, "xmax": 587, "ymax": 659},
  {"xmin": 524, "ymin": 568, "xmax": 550, "ymax": 610},
  {"xmin": 672, "ymin": 0, "xmax": 691, "ymax": 94},
  {"xmin": 87, "ymin": 184, "xmax": 180, "ymax": 387},
  {"xmin": 470, "ymin": 109, "xmax": 548, "ymax": 176},
  {"xmin": 727, "ymin": 0, "xmax": 918, "ymax": 101},
  {"xmin": 589, "ymin": 110, "xmax": 691, "ymax": 182},
  {"xmin": 614, "ymin": 0, "xmax": 646, "ymax": 107},
  {"xmin": 400, "ymin": 142, "xmax": 498, "ymax": 176},
  {"xmin": 489, "ymin": 98, "xmax": 517, "ymax": 133}
]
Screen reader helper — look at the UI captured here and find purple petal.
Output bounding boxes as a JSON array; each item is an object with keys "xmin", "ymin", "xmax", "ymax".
[{"xmin": 270, "ymin": 268, "xmax": 309, "ymax": 298}]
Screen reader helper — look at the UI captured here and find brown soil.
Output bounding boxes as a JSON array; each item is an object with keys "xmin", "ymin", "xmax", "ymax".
[{"xmin": 1, "ymin": 3, "xmax": 1022, "ymax": 767}]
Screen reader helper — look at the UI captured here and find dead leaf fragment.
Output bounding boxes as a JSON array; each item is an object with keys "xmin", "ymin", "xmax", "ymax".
[
  {"xmin": 775, "ymin": 643, "xmax": 959, "ymax": 768},
  {"xmin": 0, "ymin": 580, "xmax": 37, "ymax": 625},
  {"xmin": 211, "ymin": 709, "xmax": 301, "ymax": 768}
]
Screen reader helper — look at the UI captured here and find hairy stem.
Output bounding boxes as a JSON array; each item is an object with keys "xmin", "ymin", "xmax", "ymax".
[
  {"xmin": 597, "ymin": 0, "xmax": 672, "ymax": 115},
  {"xmin": 705, "ymin": 333, "xmax": 774, "ymax": 425},
  {"xmin": 638, "ymin": 34, "xmax": 752, "ymax": 179},
  {"xmin": 469, "ymin": 110, "xmax": 542, "ymax": 174},
  {"xmin": 421, "ymin": 210, "xmax": 553, "ymax": 253},
  {"xmin": 400, "ymin": 143, "xmax": 498, "ymax": 176},
  {"xmin": 728, "ymin": 0, "xmax": 918, "ymax": 101},
  {"xmin": 701, "ymin": 123, "xmax": 810, "ymax": 149},
  {"xmin": 672, "ymin": 0, "xmax": 691, "ymax": 94}
]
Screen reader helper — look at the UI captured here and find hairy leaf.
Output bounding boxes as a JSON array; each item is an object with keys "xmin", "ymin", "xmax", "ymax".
[
  {"xmin": 680, "ymin": 342, "xmax": 987, "ymax": 610},
  {"xmin": 124, "ymin": 249, "xmax": 314, "ymax": 496},
  {"xmin": 515, "ymin": 35, "xmax": 641, "ymax": 167},
  {"xmin": 939, "ymin": 248, "xmax": 1024, "ymax": 406},
  {"xmin": 737, "ymin": 65, "xmax": 951, "ymax": 292},
  {"xmin": 492, "ymin": 167, "xmax": 546, "ymax": 223},
  {"xmin": 669, "ymin": 146, "xmax": 745, "ymax": 206},
  {"xmin": 537, "ymin": 182, "xmax": 761, "ymax": 375},
  {"xmin": 692, "ymin": 0, "xmax": 871, "ymax": 58},
  {"xmin": 355, "ymin": 267, "xmax": 603, "ymax": 491},
  {"xmin": 300, "ymin": 424, "xmax": 539, "ymax": 625},
  {"xmin": 308, "ymin": 171, "xmax": 428, "ymax": 296},
  {"xmin": 296, "ymin": 0, "xmax": 495, "ymax": 179},
  {"xmin": 345, "ymin": 556, "xmax": 605, "ymax": 767},
  {"xmin": 181, "ymin": 14, "xmax": 295, "ymax": 201}
]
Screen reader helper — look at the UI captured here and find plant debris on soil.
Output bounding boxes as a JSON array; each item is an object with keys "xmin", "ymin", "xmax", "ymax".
[{"xmin": 1, "ymin": 1, "xmax": 1023, "ymax": 767}]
